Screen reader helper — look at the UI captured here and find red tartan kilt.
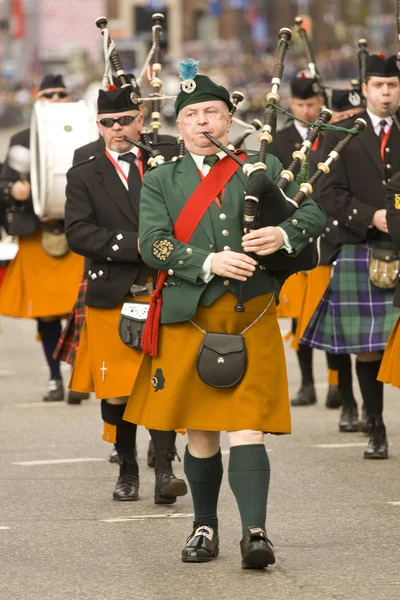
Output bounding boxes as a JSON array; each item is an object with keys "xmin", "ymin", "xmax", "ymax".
[{"xmin": 53, "ymin": 277, "xmax": 88, "ymax": 365}]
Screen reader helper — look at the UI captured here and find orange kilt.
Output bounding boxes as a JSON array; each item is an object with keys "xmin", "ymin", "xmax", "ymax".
[
  {"xmin": 0, "ymin": 232, "xmax": 83, "ymax": 318},
  {"xmin": 378, "ymin": 314, "xmax": 400, "ymax": 388},
  {"xmin": 124, "ymin": 292, "xmax": 291, "ymax": 434},
  {"xmin": 276, "ymin": 272, "xmax": 308, "ymax": 319},
  {"xmin": 292, "ymin": 265, "xmax": 331, "ymax": 350},
  {"xmin": 70, "ymin": 297, "xmax": 149, "ymax": 399}
]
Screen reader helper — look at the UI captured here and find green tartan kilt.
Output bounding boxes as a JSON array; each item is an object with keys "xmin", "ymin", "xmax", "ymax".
[{"xmin": 301, "ymin": 244, "xmax": 398, "ymax": 354}]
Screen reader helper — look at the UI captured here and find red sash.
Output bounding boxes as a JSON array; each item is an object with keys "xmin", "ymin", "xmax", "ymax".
[{"xmin": 141, "ymin": 152, "xmax": 246, "ymax": 357}]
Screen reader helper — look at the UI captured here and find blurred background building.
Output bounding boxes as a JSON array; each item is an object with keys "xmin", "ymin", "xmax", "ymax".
[{"xmin": 0, "ymin": 0, "xmax": 398, "ymax": 126}]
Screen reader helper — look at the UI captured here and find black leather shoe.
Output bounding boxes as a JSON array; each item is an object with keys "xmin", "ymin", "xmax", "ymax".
[
  {"xmin": 364, "ymin": 417, "xmax": 389, "ymax": 459},
  {"xmin": 67, "ymin": 390, "xmax": 90, "ymax": 405},
  {"xmin": 290, "ymin": 383, "xmax": 317, "ymax": 406},
  {"xmin": 147, "ymin": 440, "xmax": 156, "ymax": 468},
  {"xmin": 43, "ymin": 379, "xmax": 64, "ymax": 402},
  {"xmin": 325, "ymin": 384, "xmax": 342, "ymax": 409},
  {"xmin": 182, "ymin": 526, "xmax": 219, "ymax": 563},
  {"xmin": 113, "ymin": 461, "xmax": 139, "ymax": 501},
  {"xmin": 154, "ymin": 471, "xmax": 188, "ymax": 504},
  {"xmin": 339, "ymin": 405, "xmax": 359, "ymax": 432},
  {"xmin": 240, "ymin": 527, "xmax": 275, "ymax": 569}
]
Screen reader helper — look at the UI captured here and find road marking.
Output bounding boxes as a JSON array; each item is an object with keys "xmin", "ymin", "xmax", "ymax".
[
  {"xmin": 16, "ymin": 402, "xmax": 68, "ymax": 408},
  {"xmin": 312, "ymin": 443, "xmax": 367, "ymax": 449},
  {"xmin": 102, "ymin": 513, "xmax": 194, "ymax": 523},
  {"xmin": 13, "ymin": 458, "xmax": 106, "ymax": 466},
  {"xmin": 0, "ymin": 526, "xmax": 11, "ymax": 530},
  {"xmin": 387, "ymin": 502, "xmax": 400, "ymax": 506},
  {"xmin": 221, "ymin": 449, "xmax": 273, "ymax": 456}
]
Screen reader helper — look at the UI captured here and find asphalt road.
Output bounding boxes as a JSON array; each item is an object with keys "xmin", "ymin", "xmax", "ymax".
[{"xmin": 0, "ymin": 314, "xmax": 399, "ymax": 600}]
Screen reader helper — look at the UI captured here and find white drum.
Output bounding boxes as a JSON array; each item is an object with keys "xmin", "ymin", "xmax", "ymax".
[{"xmin": 30, "ymin": 100, "xmax": 98, "ymax": 220}]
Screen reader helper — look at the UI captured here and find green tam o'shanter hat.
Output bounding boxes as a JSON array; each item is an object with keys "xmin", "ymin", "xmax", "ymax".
[{"xmin": 175, "ymin": 59, "xmax": 233, "ymax": 116}]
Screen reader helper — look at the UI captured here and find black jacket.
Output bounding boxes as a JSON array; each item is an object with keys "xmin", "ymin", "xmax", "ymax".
[
  {"xmin": 268, "ymin": 122, "xmax": 304, "ymax": 178},
  {"xmin": 386, "ymin": 168, "xmax": 400, "ymax": 306},
  {"xmin": 318, "ymin": 110, "xmax": 400, "ymax": 246},
  {"xmin": 65, "ymin": 135, "xmax": 178, "ymax": 308},
  {"xmin": 73, "ymin": 137, "xmax": 105, "ymax": 165}
]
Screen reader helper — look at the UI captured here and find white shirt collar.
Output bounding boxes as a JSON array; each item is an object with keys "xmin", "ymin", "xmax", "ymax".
[
  {"xmin": 366, "ymin": 109, "xmax": 393, "ymax": 134},
  {"xmin": 190, "ymin": 150, "xmax": 227, "ymax": 171},
  {"xmin": 294, "ymin": 120, "xmax": 308, "ymax": 141}
]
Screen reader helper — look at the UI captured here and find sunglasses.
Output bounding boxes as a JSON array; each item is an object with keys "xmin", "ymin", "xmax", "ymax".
[
  {"xmin": 99, "ymin": 115, "xmax": 138, "ymax": 128},
  {"xmin": 41, "ymin": 91, "xmax": 69, "ymax": 99}
]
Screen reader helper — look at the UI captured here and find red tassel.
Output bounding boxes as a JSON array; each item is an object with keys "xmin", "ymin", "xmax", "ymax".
[
  {"xmin": 378, "ymin": 53, "xmax": 385, "ymax": 59},
  {"xmin": 141, "ymin": 271, "xmax": 168, "ymax": 357},
  {"xmin": 301, "ymin": 72, "xmax": 306, "ymax": 79},
  {"xmin": 108, "ymin": 84, "xmax": 117, "ymax": 90}
]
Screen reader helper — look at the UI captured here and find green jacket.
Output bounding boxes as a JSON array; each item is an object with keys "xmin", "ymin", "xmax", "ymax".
[{"xmin": 139, "ymin": 151, "xmax": 326, "ymax": 323}]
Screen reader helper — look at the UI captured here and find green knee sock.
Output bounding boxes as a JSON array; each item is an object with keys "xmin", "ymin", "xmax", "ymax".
[
  {"xmin": 184, "ymin": 446, "xmax": 223, "ymax": 531},
  {"xmin": 228, "ymin": 444, "xmax": 270, "ymax": 535}
]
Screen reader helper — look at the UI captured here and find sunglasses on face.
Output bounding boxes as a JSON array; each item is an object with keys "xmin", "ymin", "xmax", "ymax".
[
  {"xmin": 41, "ymin": 91, "xmax": 69, "ymax": 99},
  {"xmin": 99, "ymin": 115, "xmax": 138, "ymax": 128}
]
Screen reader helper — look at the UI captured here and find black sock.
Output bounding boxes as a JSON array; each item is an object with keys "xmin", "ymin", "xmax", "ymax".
[
  {"xmin": 297, "ymin": 344, "xmax": 314, "ymax": 385},
  {"xmin": 37, "ymin": 319, "xmax": 62, "ymax": 380},
  {"xmin": 101, "ymin": 401, "xmax": 138, "ymax": 472},
  {"xmin": 148, "ymin": 429, "xmax": 177, "ymax": 473},
  {"xmin": 328, "ymin": 353, "xmax": 357, "ymax": 408},
  {"xmin": 184, "ymin": 447, "xmax": 223, "ymax": 531},
  {"xmin": 228, "ymin": 444, "xmax": 270, "ymax": 535},
  {"xmin": 355, "ymin": 359, "xmax": 383, "ymax": 417}
]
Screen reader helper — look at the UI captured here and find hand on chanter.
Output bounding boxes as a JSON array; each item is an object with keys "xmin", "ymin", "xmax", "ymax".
[
  {"xmin": 11, "ymin": 180, "xmax": 30, "ymax": 201},
  {"xmin": 211, "ymin": 250, "xmax": 257, "ymax": 281},
  {"xmin": 242, "ymin": 226, "xmax": 284, "ymax": 256}
]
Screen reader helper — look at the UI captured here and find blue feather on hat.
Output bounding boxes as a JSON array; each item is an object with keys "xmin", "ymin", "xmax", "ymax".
[{"xmin": 177, "ymin": 59, "xmax": 199, "ymax": 81}]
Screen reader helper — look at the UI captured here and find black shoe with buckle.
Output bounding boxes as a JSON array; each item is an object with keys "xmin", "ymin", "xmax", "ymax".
[
  {"xmin": 290, "ymin": 382, "xmax": 317, "ymax": 406},
  {"xmin": 364, "ymin": 416, "xmax": 389, "ymax": 460},
  {"xmin": 339, "ymin": 405, "xmax": 359, "ymax": 432},
  {"xmin": 67, "ymin": 390, "xmax": 90, "ymax": 405},
  {"xmin": 113, "ymin": 460, "xmax": 139, "ymax": 501},
  {"xmin": 43, "ymin": 379, "xmax": 64, "ymax": 402},
  {"xmin": 182, "ymin": 526, "xmax": 219, "ymax": 563},
  {"xmin": 240, "ymin": 527, "xmax": 275, "ymax": 569},
  {"xmin": 154, "ymin": 448, "xmax": 187, "ymax": 505},
  {"xmin": 325, "ymin": 384, "xmax": 342, "ymax": 409}
]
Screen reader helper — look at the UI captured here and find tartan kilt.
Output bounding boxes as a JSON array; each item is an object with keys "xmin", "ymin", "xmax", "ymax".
[
  {"xmin": 301, "ymin": 244, "xmax": 398, "ymax": 354},
  {"xmin": 53, "ymin": 277, "xmax": 87, "ymax": 365}
]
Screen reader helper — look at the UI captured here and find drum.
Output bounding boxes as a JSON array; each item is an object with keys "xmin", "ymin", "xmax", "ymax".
[{"xmin": 30, "ymin": 100, "xmax": 98, "ymax": 220}]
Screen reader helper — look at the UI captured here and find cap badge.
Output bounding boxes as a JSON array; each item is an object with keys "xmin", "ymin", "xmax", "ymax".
[
  {"xmin": 177, "ymin": 58, "xmax": 199, "ymax": 95},
  {"xmin": 348, "ymin": 91, "xmax": 361, "ymax": 107}
]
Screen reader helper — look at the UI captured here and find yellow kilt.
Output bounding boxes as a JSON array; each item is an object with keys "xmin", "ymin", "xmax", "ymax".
[
  {"xmin": 276, "ymin": 272, "xmax": 308, "ymax": 319},
  {"xmin": 69, "ymin": 297, "xmax": 149, "ymax": 399},
  {"xmin": 292, "ymin": 265, "xmax": 331, "ymax": 351},
  {"xmin": 378, "ymin": 314, "xmax": 400, "ymax": 388},
  {"xmin": 0, "ymin": 231, "xmax": 83, "ymax": 318},
  {"xmin": 124, "ymin": 292, "xmax": 291, "ymax": 434}
]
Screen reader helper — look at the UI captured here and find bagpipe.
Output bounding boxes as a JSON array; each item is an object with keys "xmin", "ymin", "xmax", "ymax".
[
  {"xmin": 96, "ymin": 13, "xmax": 176, "ymax": 167},
  {"xmin": 294, "ymin": 16, "xmax": 329, "ymax": 108},
  {"xmin": 202, "ymin": 27, "xmax": 367, "ymax": 310}
]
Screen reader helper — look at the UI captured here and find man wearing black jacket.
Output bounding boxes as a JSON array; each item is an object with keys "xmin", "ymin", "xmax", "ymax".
[
  {"xmin": 302, "ymin": 55, "xmax": 400, "ymax": 459},
  {"xmin": 65, "ymin": 85, "xmax": 187, "ymax": 503},
  {"xmin": 269, "ymin": 76, "xmax": 341, "ymax": 409}
]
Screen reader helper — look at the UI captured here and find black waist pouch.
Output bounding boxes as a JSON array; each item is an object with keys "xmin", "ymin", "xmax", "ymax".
[
  {"xmin": 196, "ymin": 332, "xmax": 246, "ymax": 388},
  {"xmin": 118, "ymin": 302, "xmax": 150, "ymax": 349}
]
